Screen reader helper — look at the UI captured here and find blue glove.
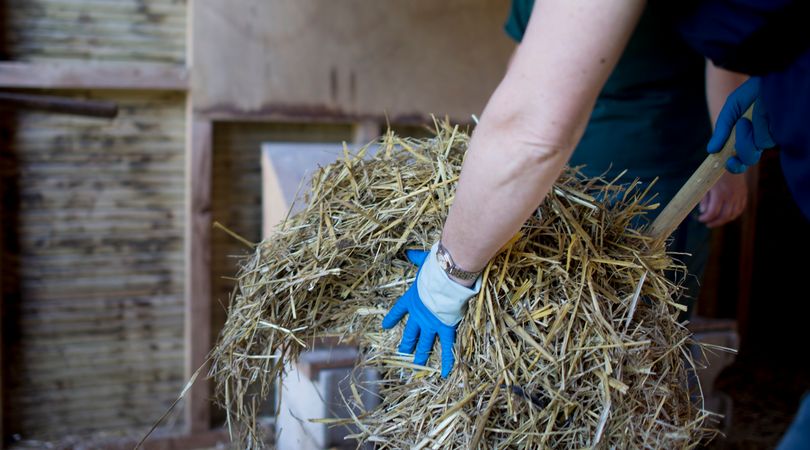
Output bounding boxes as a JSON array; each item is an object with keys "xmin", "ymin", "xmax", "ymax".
[
  {"xmin": 707, "ymin": 77, "xmax": 776, "ymax": 174},
  {"xmin": 381, "ymin": 245, "xmax": 480, "ymax": 378},
  {"xmin": 777, "ymin": 394, "xmax": 810, "ymax": 450}
]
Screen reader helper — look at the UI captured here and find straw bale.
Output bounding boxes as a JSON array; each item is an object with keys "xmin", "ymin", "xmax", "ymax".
[{"xmin": 209, "ymin": 123, "xmax": 715, "ymax": 449}]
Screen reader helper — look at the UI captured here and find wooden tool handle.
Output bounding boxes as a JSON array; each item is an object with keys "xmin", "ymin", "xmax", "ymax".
[
  {"xmin": 647, "ymin": 104, "xmax": 754, "ymax": 244},
  {"xmin": 0, "ymin": 92, "xmax": 118, "ymax": 118}
]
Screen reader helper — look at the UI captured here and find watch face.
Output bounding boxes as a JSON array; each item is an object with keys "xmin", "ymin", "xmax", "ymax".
[{"xmin": 437, "ymin": 248, "xmax": 452, "ymax": 271}]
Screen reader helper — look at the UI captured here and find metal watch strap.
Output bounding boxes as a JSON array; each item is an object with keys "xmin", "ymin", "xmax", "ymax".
[{"xmin": 436, "ymin": 241, "xmax": 481, "ymax": 281}]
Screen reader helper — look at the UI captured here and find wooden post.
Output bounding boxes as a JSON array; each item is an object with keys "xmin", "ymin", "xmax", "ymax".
[
  {"xmin": 1, "ymin": 2, "xmax": 9, "ymax": 445},
  {"xmin": 184, "ymin": 107, "xmax": 213, "ymax": 434},
  {"xmin": 183, "ymin": 0, "xmax": 212, "ymax": 435},
  {"xmin": 1, "ymin": 163, "xmax": 4, "ymax": 450}
]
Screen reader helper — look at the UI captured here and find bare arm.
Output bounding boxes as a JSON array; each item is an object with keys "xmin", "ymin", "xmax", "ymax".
[
  {"xmin": 706, "ymin": 60, "xmax": 748, "ymax": 122},
  {"xmin": 441, "ymin": 0, "xmax": 645, "ymax": 280},
  {"xmin": 699, "ymin": 61, "xmax": 750, "ymax": 227}
]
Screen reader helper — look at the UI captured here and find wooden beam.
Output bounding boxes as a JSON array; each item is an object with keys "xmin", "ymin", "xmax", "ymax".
[
  {"xmin": 0, "ymin": 61, "xmax": 188, "ymax": 90},
  {"xmin": 1, "ymin": 154, "xmax": 4, "ymax": 450},
  {"xmin": 133, "ymin": 424, "xmax": 272, "ymax": 449},
  {"xmin": 1, "ymin": 153, "xmax": 4, "ymax": 448},
  {"xmin": 14, "ymin": 423, "xmax": 273, "ymax": 450},
  {"xmin": 1, "ymin": 0, "xmax": 8, "ymax": 443},
  {"xmin": 297, "ymin": 346, "xmax": 360, "ymax": 381},
  {"xmin": 183, "ymin": 0, "xmax": 211, "ymax": 435},
  {"xmin": 196, "ymin": 107, "xmax": 456, "ymax": 125},
  {"xmin": 184, "ymin": 108, "xmax": 212, "ymax": 434},
  {"xmin": 0, "ymin": 109, "xmax": 19, "ymax": 450},
  {"xmin": 190, "ymin": 0, "xmax": 512, "ymax": 120},
  {"xmin": 117, "ymin": 427, "xmax": 234, "ymax": 450}
]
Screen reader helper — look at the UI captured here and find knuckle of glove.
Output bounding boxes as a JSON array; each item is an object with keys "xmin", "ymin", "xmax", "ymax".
[
  {"xmin": 725, "ymin": 156, "xmax": 748, "ymax": 175},
  {"xmin": 735, "ymin": 119, "xmax": 762, "ymax": 166}
]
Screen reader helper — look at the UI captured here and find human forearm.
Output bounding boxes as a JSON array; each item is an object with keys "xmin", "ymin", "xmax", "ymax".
[
  {"xmin": 700, "ymin": 60, "xmax": 750, "ymax": 227},
  {"xmin": 442, "ymin": 104, "xmax": 572, "ymax": 277},
  {"xmin": 706, "ymin": 60, "xmax": 748, "ymax": 124},
  {"xmin": 442, "ymin": 0, "xmax": 645, "ymax": 274}
]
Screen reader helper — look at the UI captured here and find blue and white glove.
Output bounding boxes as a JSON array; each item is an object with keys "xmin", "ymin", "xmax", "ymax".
[
  {"xmin": 707, "ymin": 77, "xmax": 777, "ymax": 174},
  {"xmin": 381, "ymin": 243, "xmax": 481, "ymax": 378}
]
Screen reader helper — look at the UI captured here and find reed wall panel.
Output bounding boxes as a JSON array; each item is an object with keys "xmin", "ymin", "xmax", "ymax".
[
  {"xmin": 4, "ymin": 91, "xmax": 186, "ymax": 438},
  {"xmin": 5, "ymin": 0, "xmax": 186, "ymax": 64}
]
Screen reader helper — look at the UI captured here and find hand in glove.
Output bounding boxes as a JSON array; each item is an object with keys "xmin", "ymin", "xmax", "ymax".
[
  {"xmin": 381, "ymin": 244, "xmax": 480, "ymax": 378},
  {"xmin": 707, "ymin": 77, "xmax": 777, "ymax": 174}
]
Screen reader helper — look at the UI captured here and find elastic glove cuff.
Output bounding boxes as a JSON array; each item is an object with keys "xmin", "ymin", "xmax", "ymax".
[{"xmin": 416, "ymin": 243, "xmax": 482, "ymax": 326}]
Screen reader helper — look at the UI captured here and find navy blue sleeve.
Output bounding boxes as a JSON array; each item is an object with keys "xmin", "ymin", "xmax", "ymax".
[
  {"xmin": 675, "ymin": 0, "xmax": 810, "ymax": 74},
  {"xmin": 674, "ymin": 0, "xmax": 810, "ymax": 219},
  {"xmin": 763, "ymin": 49, "xmax": 810, "ymax": 219},
  {"xmin": 504, "ymin": 0, "xmax": 535, "ymax": 43}
]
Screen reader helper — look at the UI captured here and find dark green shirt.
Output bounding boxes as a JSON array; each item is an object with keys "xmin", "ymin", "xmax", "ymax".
[{"xmin": 505, "ymin": 1, "xmax": 712, "ymax": 203}]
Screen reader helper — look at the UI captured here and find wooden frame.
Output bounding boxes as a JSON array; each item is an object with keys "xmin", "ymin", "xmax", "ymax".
[
  {"xmin": 0, "ymin": 61, "xmax": 188, "ymax": 90},
  {"xmin": 183, "ymin": 111, "xmax": 212, "ymax": 434},
  {"xmin": 182, "ymin": 0, "xmax": 211, "ymax": 434},
  {"xmin": 1, "ymin": 157, "xmax": 4, "ymax": 448}
]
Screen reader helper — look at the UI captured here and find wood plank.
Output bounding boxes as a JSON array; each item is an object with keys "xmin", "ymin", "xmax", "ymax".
[
  {"xmin": 13, "ymin": 378, "xmax": 181, "ymax": 399},
  {"xmin": 260, "ymin": 142, "xmax": 355, "ymax": 238},
  {"xmin": 259, "ymin": 147, "xmax": 287, "ymax": 240},
  {"xmin": 14, "ymin": 328, "xmax": 181, "ymax": 349},
  {"xmin": 0, "ymin": 61, "xmax": 188, "ymax": 90},
  {"xmin": 191, "ymin": 0, "xmax": 512, "ymax": 120},
  {"xmin": 17, "ymin": 313, "xmax": 184, "ymax": 337},
  {"xmin": 353, "ymin": 120, "xmax": 380, "ymax": 145},
  {"xmin": 184, "ymin": 110, "xmax": 212, "ymax": 434},
  {"xmin": 135, "ymin": 424, "xmax": 271, "ymax": 450},
  {"xmin": 7, "ymin": 0, "xmax": 186, "ymax": 16},
  {"xmin": 1, "ymin": 114, "xmax": 6, "ymax": 450},
  {"xmin": 6, "ymin": 0, "xmax": 186, "ymax": 65},
  {"xmin": 11, "ymin": 358, "xmax": 183, "ymax": 383},
  {"xmin": 0, "ymin": 109, "xmax": 6, "ymax": 450},
  {"xmin": 10, "ymin": 424, "xmax": 273, "ymax": 450},
  {"xmin": 297, "ymin": 346, "xmax": 360, "ymax": 381}
]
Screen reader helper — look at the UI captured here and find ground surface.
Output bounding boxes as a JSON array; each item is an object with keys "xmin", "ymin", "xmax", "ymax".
[{"xmin": 709, "ymin": 359, "xmax": 810, "ymax": 449}]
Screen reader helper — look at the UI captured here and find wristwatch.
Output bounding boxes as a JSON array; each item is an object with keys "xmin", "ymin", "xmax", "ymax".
[{"xmin": 436, "ymin": 241, "xmax": 482, "ymax": 281}]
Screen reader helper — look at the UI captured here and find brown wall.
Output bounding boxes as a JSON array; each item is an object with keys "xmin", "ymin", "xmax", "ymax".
[{"xmin": 191, "ymin": 0, "xmax": 514, "ymax": 122}]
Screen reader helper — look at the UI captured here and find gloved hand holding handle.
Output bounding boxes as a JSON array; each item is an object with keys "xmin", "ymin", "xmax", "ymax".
[
  {"xmin": 707, "ymin": 77, "xmax": 777, "ymax": 173},
  {"xmin": 381, "ymin": 244, "xmax": 481, "ymax": 378}
]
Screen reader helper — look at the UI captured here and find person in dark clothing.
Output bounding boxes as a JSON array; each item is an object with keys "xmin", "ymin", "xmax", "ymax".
[
  {"xmin": 504, "ymin": 0, "xmax": 750, "ymax": 319},
  {"xmin": 381, "ymin": 0, "xmax": 810, "ymax": 396}
]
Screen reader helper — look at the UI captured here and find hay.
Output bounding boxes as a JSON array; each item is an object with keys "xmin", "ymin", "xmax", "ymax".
[{"xmin": 209, "ymin": 122, "xmax": 714, "ymax": 449}]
